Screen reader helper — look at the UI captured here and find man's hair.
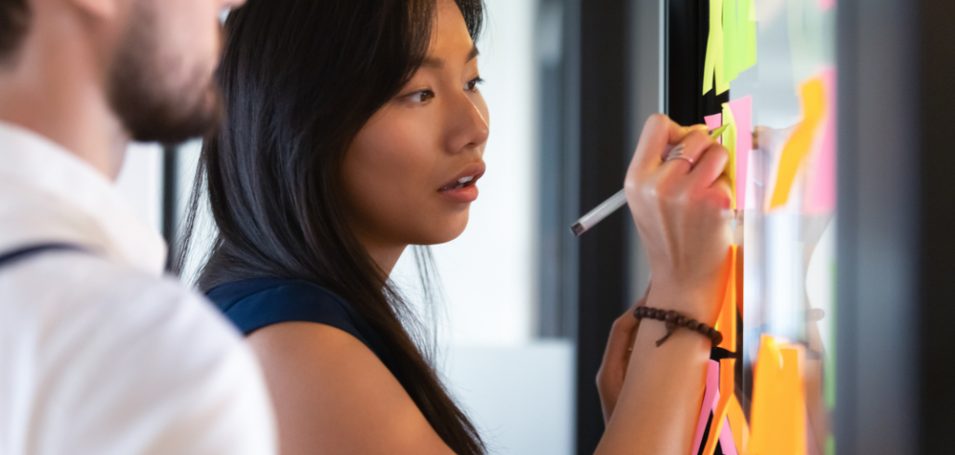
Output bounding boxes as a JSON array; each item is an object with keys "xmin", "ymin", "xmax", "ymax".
[{"xmin": 0, "ymin": 0, "xmax": 30, "ymax": 63}]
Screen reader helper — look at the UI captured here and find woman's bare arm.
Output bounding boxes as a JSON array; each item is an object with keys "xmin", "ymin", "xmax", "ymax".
[{"xmin": 595, "ymin": 113, "xmax": 732, "ymax": 454}]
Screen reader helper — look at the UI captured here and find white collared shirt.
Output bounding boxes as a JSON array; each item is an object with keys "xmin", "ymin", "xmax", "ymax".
[{"xmin": 0, "ymin": 122, "xmax": 276, "ymax": 454}]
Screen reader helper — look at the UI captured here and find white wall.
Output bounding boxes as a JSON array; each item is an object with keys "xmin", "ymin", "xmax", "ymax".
[{"xmin": 392, "ymin": 0, "xmax": 539, "ymax": 347}]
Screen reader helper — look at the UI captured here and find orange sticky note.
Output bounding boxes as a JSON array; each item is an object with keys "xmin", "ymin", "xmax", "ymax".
[
  {"xmin": 702, "ymin": 358, "xmax": 737, "ymax": 455},
  {"xmin": 769, "ymin": 76, "xmax": 827, "ymax": 209},
  {"xmin": 749, "ymin": 336, "xmax": 808, "ymax": 455},
  {"xmin": 715, "ymin": 245, "xmax": 738, "ymax": 351},
  {"xmin": 727, "ymin": 394, "xmax": 750, "ymax": 450},
  {"xmin": 701, "ymin": 245, "xmax": 739, "ymax": 455}
]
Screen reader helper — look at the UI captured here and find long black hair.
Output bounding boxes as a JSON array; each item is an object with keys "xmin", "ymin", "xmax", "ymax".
[{"xmin": 180, "ymin": 0, "xmax": 486, "ymax": 453}]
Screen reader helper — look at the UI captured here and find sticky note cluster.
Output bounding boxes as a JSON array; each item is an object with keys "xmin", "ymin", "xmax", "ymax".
[
  {"xmin": 705, "ymin": 96, "xmax": 753, "ymax": 210},
  {"xmin": 703, "ymin": 0, "xmax": 758, "ymax": 95}
]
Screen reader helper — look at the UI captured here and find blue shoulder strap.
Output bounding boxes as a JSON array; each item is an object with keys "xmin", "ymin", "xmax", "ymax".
[{"xmin": 0, "ymin": 243, "xmax": 84, "ymax": 269}]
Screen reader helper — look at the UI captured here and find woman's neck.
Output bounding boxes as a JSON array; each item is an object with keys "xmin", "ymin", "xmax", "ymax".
[{"xmin": 356, "ymin": 235, "xmax": 406, "ymax": 278}]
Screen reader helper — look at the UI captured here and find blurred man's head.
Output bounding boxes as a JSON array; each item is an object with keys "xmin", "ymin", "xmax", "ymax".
[{"xmin": 0, "ymin": 0, "xmax": 242, "ymax": 143}]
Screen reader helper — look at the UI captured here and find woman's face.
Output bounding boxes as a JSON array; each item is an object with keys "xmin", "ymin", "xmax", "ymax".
[{"xmin": 341, "ymin": 0, "xmax": 489, "ymax": 251}]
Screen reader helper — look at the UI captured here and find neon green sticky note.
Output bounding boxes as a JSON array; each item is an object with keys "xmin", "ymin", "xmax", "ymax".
[
  {"xmin": 743, "ymin": 0, "xmax": 758, "ymax": 69},
  {"xmin": 703, "ymin": 0, "xmax": 726, "ymax": 95},
  {"xmin": 723, "ymin": 0, "xmax": 742, "ymax": 81},
  {"xmin": 723, "ymin": 0, "xmax": 758, "ymax": 86},
  {"xmin": 715, "ymin": 31, "xmax": 729, "ymax": 95}
]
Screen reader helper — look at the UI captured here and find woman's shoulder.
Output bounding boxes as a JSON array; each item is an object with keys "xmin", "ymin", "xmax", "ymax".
[{"xmin": 206, "ymin": 277, "xmax": 370, "ymax": 345}]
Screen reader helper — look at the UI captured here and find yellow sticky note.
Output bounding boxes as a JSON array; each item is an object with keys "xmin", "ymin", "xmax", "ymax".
[
  {"xmin": 749, "ymin": 336, "xmax": 809, "ymax": 455},
  {"xmin": 720, "ymin": 103, "xmax": 739, "ymax": 210},
  {"xmin": 769, "ymin": 75, "xmax": 826, "ymax": 209}
]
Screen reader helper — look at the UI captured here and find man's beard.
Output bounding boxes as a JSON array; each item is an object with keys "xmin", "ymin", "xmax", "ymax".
[{"xmin": 106, "ymin": 4, "xmax": 222, "ymax": 144}]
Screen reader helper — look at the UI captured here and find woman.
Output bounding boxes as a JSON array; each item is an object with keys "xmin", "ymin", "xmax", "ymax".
[{"xmin": 185, "ymin": 0, "xmax": 732, "ymax": 453}]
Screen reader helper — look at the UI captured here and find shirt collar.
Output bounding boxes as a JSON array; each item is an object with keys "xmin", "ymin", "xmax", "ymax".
[{"xmin": 0, "ymin": 121, "xmax": 167, "ymax": 275}]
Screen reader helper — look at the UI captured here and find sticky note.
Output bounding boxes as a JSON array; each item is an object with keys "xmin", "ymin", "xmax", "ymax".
[
  {"xmin": 719, "ymin": 415, "xmax": 739, "ymax": 455},
  {"xmin": 720, "ymin": 104, "xmax": 738, "ymax": 210},
  {"xmin": 749, "ymin": 336, "xmax": 808, "ymax": 455},
  {"xmin": 769, "ymin": 75, "xmax": 826, "ymax": 209},
  {"xmin": 703, "ymin": 0, "xmax": 728, "ymax": 95},
  {"xmin": 820, "ymin": 0, "xmax": 835, "ymax": 11},
  {"xmin": 804, "ymin": 68, "xmax": 836, "ymax": 214},
  {"xmin": 702, "ymin": 357, "xmax": 737, "ymax": 455},
  {"xmin": 708, "ymin": 100, "xmax": 751, "ymax": 211},
  {"xmin": 742, "ymin": 0, "xmax": 757, "ymax": 71},
  {"xmin": 723, "ymin": 0, "xmax": 758, "ymax": 83},
  {"xmin": 701, "ymin": 246, "xmax": 738, "ymax": 455},
  {"xmin": 726, "ymin": 96, "xmax": 753, "ymax": 209},
  {"xmin": 705, "ymin": 113, "xmax": 723, "ymax": 132},
  {"xmin": 727, "ymin": 395, "xmax": 750, "ymax": 450},
  {"xmin": 715, "ymin": 246, "xmax": 738, "ymax": 352},
  {"xmin": 691, "ymin": 360, "xmax": 722, "ymax": 455},
  {"xmin": 722, "ymin": 0, "xmax": 741, "ymax": 82}
]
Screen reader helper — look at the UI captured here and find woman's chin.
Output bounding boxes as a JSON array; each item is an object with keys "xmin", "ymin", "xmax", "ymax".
[{"xmin": 417, "ymin": 214, "xmax": 470, "ymax": 245}]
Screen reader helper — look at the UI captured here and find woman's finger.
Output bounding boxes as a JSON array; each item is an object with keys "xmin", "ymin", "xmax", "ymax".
[
  {"xmin": 629, "ymin": 114, "xmax": 703, "ymax": 175},
  {"xmin": 686, "ymin": 143, "xmax": 730, "ymax": 189},
  {"xmin": 658, "ymin": 129, "xmax": 719, "ymax": 180}
]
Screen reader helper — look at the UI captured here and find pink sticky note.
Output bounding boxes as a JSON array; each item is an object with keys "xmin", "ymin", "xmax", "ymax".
[
  {"xmin": 804, "ymin": 68, "xmax": 836, "ymax": 214},
  {"xmin": 719, "ymin": 415, "xmax": 740, "ymax": 455},
  {"xmin": 820, "ymin": 0, "xmax": 835, "ymax": 11},
  {"xmin": 691, "ymin": 360, "xmax": 721, "ymax": 455},
  {"xmin": 727, "ymin": 96, "xmax": 753, "ymax": 209},
  {"xmin": 704, "ymin": 113, "xmax": 723, "ymax": 137}
]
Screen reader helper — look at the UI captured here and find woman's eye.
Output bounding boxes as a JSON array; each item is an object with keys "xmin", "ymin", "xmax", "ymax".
[
  {"xmin": 407, "ymin": 89, "xmax": 435, "ymax": 104},
  {"xmin": 466, "ymin": 76, "xmax": 485, "ymax": 92}
]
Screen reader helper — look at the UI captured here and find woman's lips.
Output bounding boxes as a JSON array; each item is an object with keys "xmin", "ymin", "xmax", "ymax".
[
  {"xmin": 439, "ymin": 183, "xmax": 479, "ymax": 203},
  {"xmin": 437, "ymin": 162, "xmax": 485, "ymax": 203}
]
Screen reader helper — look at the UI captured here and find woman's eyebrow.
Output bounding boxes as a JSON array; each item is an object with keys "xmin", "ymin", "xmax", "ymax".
[{"xmin": 421, "ymin": 45, "xmax": 481, "ymax": 69}]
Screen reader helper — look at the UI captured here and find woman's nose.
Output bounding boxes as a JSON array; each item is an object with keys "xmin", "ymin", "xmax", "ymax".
[{"xmin": 446, "ymin": 92, "xmax": 489, "ymax": 154}]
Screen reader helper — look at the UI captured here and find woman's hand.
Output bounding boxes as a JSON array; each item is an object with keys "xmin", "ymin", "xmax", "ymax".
[
  {"xmin": 623, "ymin": 114, "xmax": 733, "ymax": 325},
  {"xmin": 596, "ymin": 288, "xmax": 649, "ymax": 423}
]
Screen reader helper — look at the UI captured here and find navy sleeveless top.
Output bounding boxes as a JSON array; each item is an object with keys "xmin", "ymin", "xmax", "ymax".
[{"xmin": 206, "ymin": 278, "xmax": 398, "ymax": 375}]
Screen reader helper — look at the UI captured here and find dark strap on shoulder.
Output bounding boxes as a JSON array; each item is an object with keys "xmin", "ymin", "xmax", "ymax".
[{"xmin": 0, "ymin": 243, "xmax": 84, "ymax": 269}]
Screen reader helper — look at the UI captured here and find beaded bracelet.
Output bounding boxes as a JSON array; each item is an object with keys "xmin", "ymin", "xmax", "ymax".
[{"xmin": 633, "ymin": 306, "xmax": 723, "ymax": 347}]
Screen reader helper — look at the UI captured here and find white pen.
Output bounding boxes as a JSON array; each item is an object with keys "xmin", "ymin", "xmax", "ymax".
[{"xmin": 571, "ymin": 125, "xmax": 732, "ymax": 237}]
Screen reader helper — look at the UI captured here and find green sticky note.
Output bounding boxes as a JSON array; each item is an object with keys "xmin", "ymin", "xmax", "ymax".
[
  {"xmin": 704, "ymin": 0, "xmax": 757, "ymax": 95},
  {"xmin": 743, "ymin": 0, "xmax": 758, "ymax": 69},
  {"xmin": 722, "ymin": 0, "xmax": 758, "ymax": 86},
  {"xmin": 723, "ymin": 0, "xmax": 741, "ymax": 81},
  {"xmin": 703, "ymin": 0, "xmax": 725, "ymax": 95},
  {"xmin": 714, "ymin": 4, "xmax": 729, "ymax": 95}
]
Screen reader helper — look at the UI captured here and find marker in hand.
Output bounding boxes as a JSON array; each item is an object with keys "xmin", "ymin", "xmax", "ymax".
[{"xmin": 571, "ymin": 125, "xmax": 731, "ymax": 237}]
